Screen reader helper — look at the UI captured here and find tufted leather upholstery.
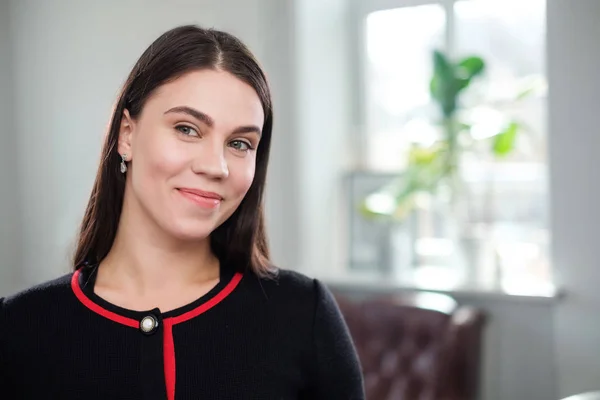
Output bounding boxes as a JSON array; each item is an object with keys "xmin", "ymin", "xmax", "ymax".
[{"xmin": 335, "ymin": 292, "xmax": 486, "ymax": 400}]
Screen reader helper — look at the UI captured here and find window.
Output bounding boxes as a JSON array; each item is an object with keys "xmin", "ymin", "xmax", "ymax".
[
  {"xmin": 351, "ymin": 0, "xmax": 550, "ymax": 293},
  {"xmin": 364, "ymin": 4, "xmax": 446, "ymax": 170}
]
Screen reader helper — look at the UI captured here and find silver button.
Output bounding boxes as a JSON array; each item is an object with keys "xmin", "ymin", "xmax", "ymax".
[{"xmin": 140, "ymin": 315, "xmax": 159, "ymax": 334}]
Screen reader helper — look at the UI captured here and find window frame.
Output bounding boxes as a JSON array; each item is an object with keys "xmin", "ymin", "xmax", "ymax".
[{"xmin": 350, "ymin": 0, "xmax": 459, "ymax": 164}]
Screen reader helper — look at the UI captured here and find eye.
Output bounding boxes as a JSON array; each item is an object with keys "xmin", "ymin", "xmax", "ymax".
[
  {"xmin": 175, "ymin": 125, "xmax": 199, "ymax": 137},
  {"xmin": 229, "ymin": 140, "xmax": 254, "ymax": 152}
]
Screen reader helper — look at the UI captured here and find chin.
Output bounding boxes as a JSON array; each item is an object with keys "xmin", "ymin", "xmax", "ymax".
[{"xmin": 165, "ymin": 219, "xmax": 216, "ymax": 242}]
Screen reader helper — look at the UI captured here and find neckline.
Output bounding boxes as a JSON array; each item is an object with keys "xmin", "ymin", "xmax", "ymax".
[{"xmin": 73, "ymin": 262, "xmax": 242, "ymax": 324}]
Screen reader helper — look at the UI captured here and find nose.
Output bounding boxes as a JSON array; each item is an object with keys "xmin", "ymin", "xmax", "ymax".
[{"xmin": 191, "ymin": 140, "xmax": 229, "ymax": 180}]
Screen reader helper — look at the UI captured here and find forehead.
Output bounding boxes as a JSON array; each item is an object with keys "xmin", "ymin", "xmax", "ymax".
[{"xmin": 145, "ymin": 69, "xmax": 265, "ymax": 128}]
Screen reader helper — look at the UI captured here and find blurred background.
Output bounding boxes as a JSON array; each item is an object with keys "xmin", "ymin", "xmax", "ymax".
[{"xmin": 0, "ymin": 0, "xmax": 599, "ymax": 399}]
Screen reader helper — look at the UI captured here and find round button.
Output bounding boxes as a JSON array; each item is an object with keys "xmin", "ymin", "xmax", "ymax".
[{"xmin": 140, "ymin": 315, "xmax": 159, "ymax": 335}]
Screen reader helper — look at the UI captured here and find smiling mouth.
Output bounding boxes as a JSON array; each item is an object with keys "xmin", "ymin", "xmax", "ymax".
[{"xmin": 176, "ymin": 188, "xmax": 223, "ymax": 209}]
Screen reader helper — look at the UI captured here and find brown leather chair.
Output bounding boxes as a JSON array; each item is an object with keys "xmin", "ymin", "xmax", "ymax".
[{"xmin": 335, "ymin": 291, "xmax": 486, "ymax": 400}]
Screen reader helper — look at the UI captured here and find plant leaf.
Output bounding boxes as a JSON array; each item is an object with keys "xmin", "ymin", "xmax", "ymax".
[
  {"xmin": 515, "ymin": 85, "xmax": 536, "ymax": 100},
  {"xmin": 456, "ymin": 77, "xmax": 471, "ymax": 92},
  {"xmin": 430, "ymin": 50, "xmax": 453, "ymax": 101},
  {"xmin": 431, "ymin": 50, "xmax": 458, "ymax": 117},
  {"xmin": 492, "ymin": 121, "xmax": 519, "ymax": 156},
  {"xmin": 454, "ymin": 57, "xmax": 485, "ymax": 96},
  {"xmin": 408, "ymin": 146, "xmax": 438, "ymax": 166},
  {"xmin": 458, "ymin": 56, "xmax": 485, "ymax": 79},
  {"xmin": 433, "ymin": 50, "xmax": 452, "ymax": 77}
]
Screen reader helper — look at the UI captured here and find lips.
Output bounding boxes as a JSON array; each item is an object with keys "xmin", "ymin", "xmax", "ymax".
[{"xmin": 177, "ymin": 188, "xmax": 223, "ymax": 209}]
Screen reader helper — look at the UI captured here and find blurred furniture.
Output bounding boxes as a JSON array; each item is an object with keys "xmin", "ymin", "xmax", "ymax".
[
  {"xmin": 335, "ymin": 291, "xmax": 486, "ymax": 400},
  {"xmin": 561, "ymin": 392, "xmax": 600, "ymax": 400}
]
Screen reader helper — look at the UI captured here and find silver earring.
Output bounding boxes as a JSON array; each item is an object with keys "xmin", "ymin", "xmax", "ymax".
[{"xmin": 120, "ymin": 154, "xmax": 128, "ymax": 174}]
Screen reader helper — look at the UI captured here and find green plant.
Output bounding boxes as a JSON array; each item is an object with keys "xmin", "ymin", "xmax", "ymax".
[{"xmin": 362, "ymin": 50, "xmax": 524, "ymax": 220}]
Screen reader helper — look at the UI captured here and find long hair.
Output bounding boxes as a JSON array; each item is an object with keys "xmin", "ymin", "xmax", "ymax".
[{"xmin": 73, "ymin": 25, "xmax": 273, "ymax": 276}]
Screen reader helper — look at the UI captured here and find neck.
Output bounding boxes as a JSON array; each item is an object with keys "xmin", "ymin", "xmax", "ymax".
[{"xmin": 99, "ymin": 194, "xmax": 220, "ymax": 296}]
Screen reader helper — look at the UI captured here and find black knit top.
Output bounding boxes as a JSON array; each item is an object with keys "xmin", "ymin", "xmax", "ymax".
[{"xmin": 0, "ymin": 264, "xmax": 364, "ymax": 399}]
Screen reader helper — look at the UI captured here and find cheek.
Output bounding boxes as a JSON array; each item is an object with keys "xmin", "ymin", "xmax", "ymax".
[
  {"xmin": 228, "ymin": 159, "xmax": 256, "ymax": 198},
  {"xmin": 136, "ymin": 132, "xmax": 188, "ymax": 183}
]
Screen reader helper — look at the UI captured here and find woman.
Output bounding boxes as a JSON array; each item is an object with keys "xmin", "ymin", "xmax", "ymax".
[{"xmin": 0, "ymin": 25, "xmax": 364, "ymax": 399}]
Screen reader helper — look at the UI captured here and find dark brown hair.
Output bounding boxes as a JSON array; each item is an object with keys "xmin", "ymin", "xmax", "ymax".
[{"xmin": 73, "ymin": 25, "xmax": 273, "ymax": 276}]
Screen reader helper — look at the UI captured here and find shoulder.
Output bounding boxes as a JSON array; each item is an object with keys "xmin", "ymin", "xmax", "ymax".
[
  {"xmin": 252, "ymin": 268, "xmax": 334, "ymax": 306},
  {"xmin": 243, "ymin": 267, "xmax": 341, "ymax": 323},
  {"xmin": 255, "ymin": 269, "xmax": 364, "ymax": 398},
  {"xmin": 0, "ymin": 272, "xmax": 75, "ymax": 355},
  {"xmin": 1, "ymin": 272, "xmax": 74, "ymax": 319},
  {"xmin": 268, "ymin": 268, "xmax": 317, "ymax": 292}
]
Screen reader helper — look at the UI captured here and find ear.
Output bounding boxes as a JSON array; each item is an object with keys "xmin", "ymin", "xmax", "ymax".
[{"xmin": 117, "ymin": 109, "xmax": 135, "ymax": 160}]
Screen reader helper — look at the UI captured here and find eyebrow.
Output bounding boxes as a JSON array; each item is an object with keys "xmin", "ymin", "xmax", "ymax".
[{"xmin": 164, "ymin": 106, "xmax": 262, "ymax": 136}]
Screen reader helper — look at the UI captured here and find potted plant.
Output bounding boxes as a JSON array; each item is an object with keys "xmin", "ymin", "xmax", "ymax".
[{"xmin": 361, "ymin": 49, "xmax": 535, "ymax": 274}]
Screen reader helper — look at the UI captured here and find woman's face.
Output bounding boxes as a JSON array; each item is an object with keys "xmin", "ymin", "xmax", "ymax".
[{"xmin": 118, "ymin": 69, "xmax": 264, "ymax": 241}]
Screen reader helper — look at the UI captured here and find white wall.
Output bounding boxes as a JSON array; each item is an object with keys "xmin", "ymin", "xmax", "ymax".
[
  {"xmin": 294, "ymin": 0, "xmax": 352, "ymax": 276},
  {"xmin": 0, "ymin": 0, "xmax": 21, "ymax": 294},
  {"xmin": 463, "ymin": 297, "xmax": 556, "ymax": 400},
  {"xmin": 257, "ymin": 0, "xmax": 302, "ymax": 272},
  {"xmin": 548, "ymin": 0, "xmax": 600, "ymax": 397}
]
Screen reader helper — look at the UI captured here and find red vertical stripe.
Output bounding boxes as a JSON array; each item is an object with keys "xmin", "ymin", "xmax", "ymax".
[
  {"xmin": 163, "ymin": 320, "xmax": 176, "ymax": 400},
  {"xmin": 161, "ymin": 272, "xmax": 243, "ymax": 399}
]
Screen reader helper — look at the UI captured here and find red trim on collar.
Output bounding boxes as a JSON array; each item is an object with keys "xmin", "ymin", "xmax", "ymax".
[
  {"xmin": 70, "ymin": 269, "xmax": 243, "ymax": 327},
  {"xmin": 71, "ymin": 270, "xmax": 138, "ymax": 328},
  {"xmin": 168, "ymin": 272, "xmax": 243, "ymax": 325},
  {"xmin": 71, "ymin": 268, "xmax": 243, "ymax": 400}
]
